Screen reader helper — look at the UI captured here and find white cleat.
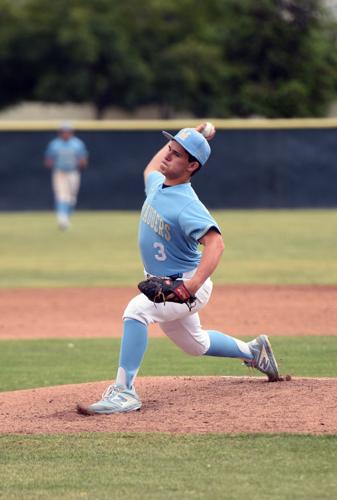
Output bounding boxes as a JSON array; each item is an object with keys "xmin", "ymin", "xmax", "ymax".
[
  {"xmin": 244, "ymin": 335, "xmax": 280, "ymax": 382},
  {"xmin": 57, "ymin": 217, "xmax": 70, "ymax": 230},
  {"xmin": 76, "ymin": 384, "xmax": 142, "ymax": 415}
]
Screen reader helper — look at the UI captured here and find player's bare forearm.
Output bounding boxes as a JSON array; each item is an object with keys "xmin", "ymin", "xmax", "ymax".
[
  {"xmin": 78, "ymin": 158, "xmax": 88, "ymax": 169},
  {"xmin": 44, "ymin": 158, "xmax": 53, "ymax": 169},
  {"xmin": 143, "ymin": 144, "xmax": 169, "ymax": 182},
  {"xmin": 185, "ymin": 230, "xmax": 224, "ymax": 296}
]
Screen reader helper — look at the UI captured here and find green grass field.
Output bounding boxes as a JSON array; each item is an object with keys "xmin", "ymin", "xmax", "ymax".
[
  {"xmin": 1, "ymin": 210, "xmax": 336, "ymax": 499},
  {"xmin": 1, "ymin": 209, "xmax": 336, "ymax": 286},
  {"xmin": 1, "ymin": 434, "xmax": 337, "ymax": 500},
  {"xmin": 1, "ymin": 336, "xmax": 337, "ymax": 392}
]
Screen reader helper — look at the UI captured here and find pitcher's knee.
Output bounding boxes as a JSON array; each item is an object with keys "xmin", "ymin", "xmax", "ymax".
[
  {"xmin": 177, "ymin": 339, "xmax": 209, "ymax": 357},
  {"xmin": 160, "ymin": 325, "xmax": 210, "ymax": 357}
]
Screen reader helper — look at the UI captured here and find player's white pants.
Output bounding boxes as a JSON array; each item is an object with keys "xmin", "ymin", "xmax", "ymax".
[
  {"xmin": 52, "ymin": 170, "xmax": 81, "ymax": 206},
  {"xmin": 123, "ymin": 278, "xmax": 213, "ymax": 356}
]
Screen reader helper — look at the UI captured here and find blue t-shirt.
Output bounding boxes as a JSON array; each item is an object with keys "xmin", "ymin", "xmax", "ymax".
[
  {"xmin": 45, "ymin": 137, "xmax": 88, "ymax": 171},
  {"xmin": 138, "ymin": 171, "xmax": 220, "ymax": 276}
]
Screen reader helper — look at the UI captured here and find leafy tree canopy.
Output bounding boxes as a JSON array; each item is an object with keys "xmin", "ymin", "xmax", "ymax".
[{"xmin": 0, "ymin": 0, "xmax": 336, "ymax": 117}]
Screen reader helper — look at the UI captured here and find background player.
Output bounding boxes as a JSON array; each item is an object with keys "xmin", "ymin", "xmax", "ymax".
[
  {"xmin": 44, "ymin": 123, "xmax": 88, "ymax": 230},
  {"xmin": 77, "ymin": 122, "xmax": 280, "ymax": 415}
]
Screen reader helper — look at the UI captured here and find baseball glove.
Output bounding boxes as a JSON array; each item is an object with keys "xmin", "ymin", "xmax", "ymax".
[{"xmin": 138, "ymin": 277, "xmax": 196, "ymax": 310}]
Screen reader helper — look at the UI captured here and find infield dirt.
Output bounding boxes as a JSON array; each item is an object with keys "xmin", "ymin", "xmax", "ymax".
[
  {"xmin": 1, "ymin": 285, "xmax": 336, "ymax": 339},
  {"xmin": 1, "ymin": 285, "xmax": 336, "ymax": 435}
]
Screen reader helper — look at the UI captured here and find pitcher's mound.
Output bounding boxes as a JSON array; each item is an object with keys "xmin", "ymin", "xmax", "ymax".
[{"xmin": 1, "ymin": 376, "xmax": 336, "ymax": 435}]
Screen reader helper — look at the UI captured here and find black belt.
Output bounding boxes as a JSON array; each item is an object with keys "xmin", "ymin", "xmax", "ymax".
[
  {"xmin": 146, "ymin": 272, "xmax": 183, "ymax": 280},
  {"xmin": 168, "ymin": 273, "xmax": 183, "ymax": 280}
]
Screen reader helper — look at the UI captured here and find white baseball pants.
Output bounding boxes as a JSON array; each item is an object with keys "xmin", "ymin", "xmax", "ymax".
[
  {"xmin": 123, "ymin": 277, "xmax": 213, "ymax": 356},
  {"xmin": 52, "ymin": 170, "xmax": 81, "ymax": 206}
]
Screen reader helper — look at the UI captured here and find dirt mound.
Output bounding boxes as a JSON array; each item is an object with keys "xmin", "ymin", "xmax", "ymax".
[{"xmin": 1, "ymin": 376, "xmax": 336, "ymax": 435}]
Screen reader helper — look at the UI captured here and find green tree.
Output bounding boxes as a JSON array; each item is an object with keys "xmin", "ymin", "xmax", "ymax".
[
  {"xmin": 209, "ymin": 0, "xmax": 337, "ymax": 117},
  {"xmin": 0, "ymin": 0, "xmax": 37, "ymax": 109},
  {"xmin": 1, "ymin": 0, "xmax": 337, "ymax": 118},
  {"xmin": 116, "ymin": 0, "xmax": 228, "ymax": 118},
  {"xmin": 21, "ymin": 0, "xmax": 151, "ymax": 118},
  {"xmin": 104, "ymin": 0, "xmax": 337, "ymax": 118}
]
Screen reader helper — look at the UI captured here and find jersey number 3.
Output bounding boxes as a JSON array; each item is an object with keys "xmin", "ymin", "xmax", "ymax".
[{"xmin": 153, "ymin": 242, "xmax": 167, "ymax": 261}]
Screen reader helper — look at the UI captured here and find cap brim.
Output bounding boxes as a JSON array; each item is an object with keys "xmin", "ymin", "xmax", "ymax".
[{"xmin": 162, "ymin": 131, "xmax": 175, "ymax": 141}]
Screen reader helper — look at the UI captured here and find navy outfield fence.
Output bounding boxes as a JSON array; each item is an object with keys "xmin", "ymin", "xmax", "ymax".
[{"xmin": 0, "ymin": 119, "xmax": 337, "ymax": 210}]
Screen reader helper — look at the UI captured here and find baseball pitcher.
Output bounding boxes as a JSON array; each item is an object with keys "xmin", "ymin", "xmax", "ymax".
[{"xmin": 77, "ymin": 122, "xmax": 280, "ymax": 415}]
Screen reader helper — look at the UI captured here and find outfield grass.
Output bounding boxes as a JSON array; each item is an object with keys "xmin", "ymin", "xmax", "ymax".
[
  {"xmin": 0, "ymin": 337, "xmax": 336, "ymax": 392},
  {"xmin": 1, "ymin": 209, "xmax": 336, "ymax": 287},
  {"xmin": 1, "ymin": 434, "xmax": 337, "ymax": 500}
]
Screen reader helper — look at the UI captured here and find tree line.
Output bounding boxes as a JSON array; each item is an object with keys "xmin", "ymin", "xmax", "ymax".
[{"xmin": 1, "ymin": 0, "xmax": 337, "ymax": 118}]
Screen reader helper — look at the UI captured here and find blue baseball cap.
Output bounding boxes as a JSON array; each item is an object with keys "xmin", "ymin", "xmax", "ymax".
[{"xmin": 162, "ymin": 128, "xmax": 211, "ymax": 166}]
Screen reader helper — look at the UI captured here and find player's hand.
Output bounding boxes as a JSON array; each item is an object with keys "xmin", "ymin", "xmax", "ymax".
[
  {"xmin": 44, "ymin": 159, "xmax": 54, "ymax": 169},
  {"xmin": 196, "ymin": 122, "xmax": 216, "ymax": 141}
]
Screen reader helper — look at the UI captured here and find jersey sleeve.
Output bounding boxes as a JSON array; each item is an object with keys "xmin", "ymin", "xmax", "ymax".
[
  {"xmin": 144, "ymin": 171, "xmax": 164, "ymax": 196},
  {"xmin": 178, "ymin": 200, "xmax": 221, "ymax": 242},
  {"xmin": 44, "ymin": 140, "xmax": 56, "ymax": 160},
  {"xmin": 76, "ymin": 139, "xmax": 88, "ymax": 159}
]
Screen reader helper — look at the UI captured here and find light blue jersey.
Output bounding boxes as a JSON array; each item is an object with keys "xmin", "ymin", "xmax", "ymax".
[
  {"xmin": 139, "ymin": 171, "xmax": 220, "ymax": 277},
  {"xmin": 45, "ymin": 137, "xmax": 88, "ymax": 171}
]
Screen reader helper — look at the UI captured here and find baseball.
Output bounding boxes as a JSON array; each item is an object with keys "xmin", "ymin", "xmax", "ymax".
[{"xmin": 201, "ymin": 122, "xmax": 215, "ymax": 139}]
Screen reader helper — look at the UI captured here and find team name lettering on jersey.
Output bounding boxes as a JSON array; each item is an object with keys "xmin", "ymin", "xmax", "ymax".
[{"xmin": 141, "ymin": 202, "xmax": 171, "ymax": 241}]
